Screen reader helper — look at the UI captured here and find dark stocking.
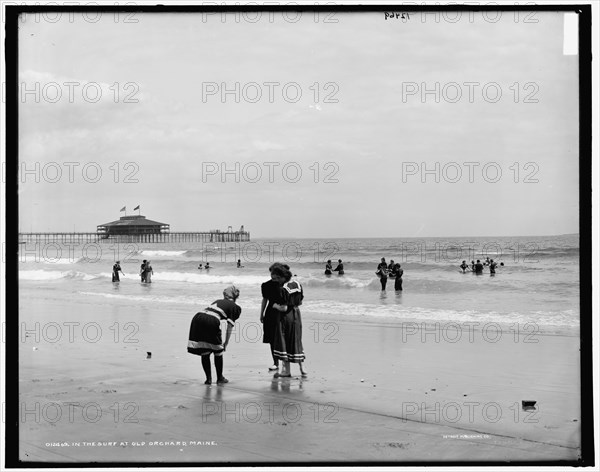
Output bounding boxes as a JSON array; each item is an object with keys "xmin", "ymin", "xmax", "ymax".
[
  {"xmin": 214, "ymin": 355, "xmax": 224, "ymax": 380},
  {"xmin": 201, "ymin": 355, "xmax": 212, "ymax": 381},
  {"xmin": 270, "ymin": 343, "xmax": 278, "ymax": 366}
]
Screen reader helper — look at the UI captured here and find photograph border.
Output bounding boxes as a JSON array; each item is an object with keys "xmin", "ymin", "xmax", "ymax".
[{"xmin": 3, "ymin": 2, "xmax": 594, "ymax": 468}]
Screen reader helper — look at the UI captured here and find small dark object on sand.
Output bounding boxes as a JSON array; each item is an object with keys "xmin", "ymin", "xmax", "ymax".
[{"xmin": 522, "ymin": 400, "xmax": 536, "ymax": 411}]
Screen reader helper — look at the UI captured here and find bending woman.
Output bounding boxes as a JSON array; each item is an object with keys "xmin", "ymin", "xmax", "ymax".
[{"xmin": 187, "ymin": 285, "xmax": 241, "ymax": 385}]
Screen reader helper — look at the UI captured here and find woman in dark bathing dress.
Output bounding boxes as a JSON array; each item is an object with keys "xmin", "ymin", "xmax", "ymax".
[
  {"xmin": 260, "ymin": 263, "xmax": 287, "ymax": 371},
  {"xmin": 187, "ymin": 285, "xmax": 241, "ymax": 385},
  {"xmin": 272, "ymin": 268, "xmax": 307, "ymax": 378}
]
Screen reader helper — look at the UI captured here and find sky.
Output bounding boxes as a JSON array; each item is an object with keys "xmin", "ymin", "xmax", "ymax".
[{"xmin": 14, "ymin": 8, "xmax": 581, "ymax": 238}]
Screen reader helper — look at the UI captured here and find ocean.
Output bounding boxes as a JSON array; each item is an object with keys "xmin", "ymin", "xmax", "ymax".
[{"xmin": 18, "ymin": 234, "xmax": 580, "ymax": 336}]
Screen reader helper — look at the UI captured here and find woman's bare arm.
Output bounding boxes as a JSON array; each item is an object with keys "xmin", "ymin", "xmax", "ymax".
[
  {"xmin": 223, "ymin": 324, "xmax": 234, "ymax": 350},
  {"xmin": 260, "ymin": 298, "xmax": 267, "ymax": 322}
]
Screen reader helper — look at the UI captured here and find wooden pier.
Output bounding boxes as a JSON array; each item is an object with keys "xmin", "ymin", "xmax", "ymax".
[{"xmin": 18, "ymin": 231, "xmax": 251, "ymax": 244}]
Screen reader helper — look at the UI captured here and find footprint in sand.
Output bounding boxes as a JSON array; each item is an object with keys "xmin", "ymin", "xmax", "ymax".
[
  {"xmin": 386, "ymin": 442, "xmax": 409, "ymax": 449},
  {"xmin": 172, "ymin": 380, "xmax": 191, "ymax": 385},
  {"xmin": 47, "ymin": 391, "xmax": 69, "ymax": 397},
  {"xmin": 373, "ymin": 442, "xmax": 410, "ymax": 449}
]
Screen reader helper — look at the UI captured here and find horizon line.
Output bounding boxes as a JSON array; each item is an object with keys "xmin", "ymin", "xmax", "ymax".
[{"xmin": 16, "ymin": 231, "xmax": 579, "ymax": 239}]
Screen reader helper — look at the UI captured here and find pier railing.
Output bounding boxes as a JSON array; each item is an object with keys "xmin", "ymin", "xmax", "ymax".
[{"xmin": 18, "ymin": 231, "xmax": 250, "ymax": 244}]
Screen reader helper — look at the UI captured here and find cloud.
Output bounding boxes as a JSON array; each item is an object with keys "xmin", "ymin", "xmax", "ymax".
[{"xmin": 19, "ymin": 69, "xmax": 144, "ymax": 107}]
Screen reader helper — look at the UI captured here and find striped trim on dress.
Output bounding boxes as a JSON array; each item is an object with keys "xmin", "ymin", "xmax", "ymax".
[
  {"xmin": 188, "ymin": 340, "xmax": 223, "ymax": 351},
  {"xmin": 273, "ymin": 349, "xmax": 305, "ymax": 362},
  {"xmin": 283, "ymin": 281, "xmax": 302, "ymax": 294},
  {"xmin": 205, "ymin": 305, "xmax": 236, "ymax": 326}
]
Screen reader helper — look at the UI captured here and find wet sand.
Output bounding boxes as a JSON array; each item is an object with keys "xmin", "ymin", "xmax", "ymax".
[{"xmin": 18, "ymin": 295, "xmax": 581, "ymax": 463}]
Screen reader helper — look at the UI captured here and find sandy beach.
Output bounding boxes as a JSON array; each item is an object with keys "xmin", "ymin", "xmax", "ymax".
[{"xmin": 18, "ymin": 290, "xmax": 581, "ymax": 464}]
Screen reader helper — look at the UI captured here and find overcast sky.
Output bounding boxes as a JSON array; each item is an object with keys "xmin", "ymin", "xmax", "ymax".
[{"xmin": 16, "ymin": 9, "xmax": 580, "ymax": 238}]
